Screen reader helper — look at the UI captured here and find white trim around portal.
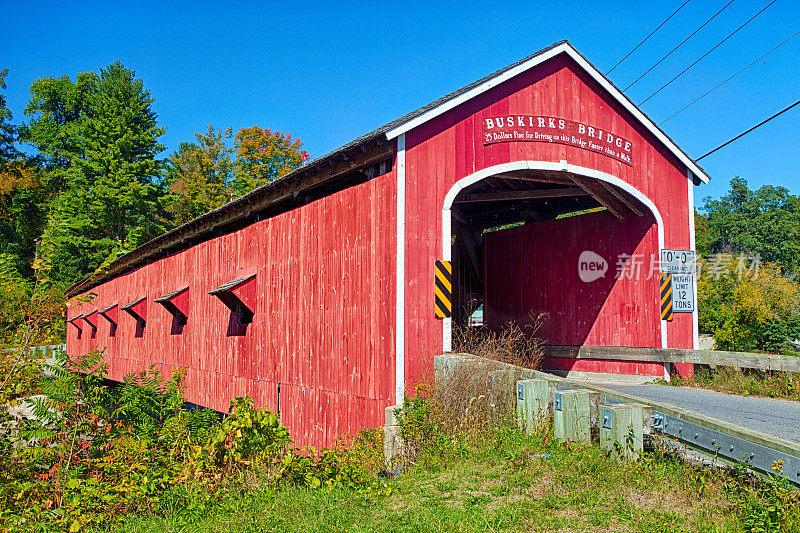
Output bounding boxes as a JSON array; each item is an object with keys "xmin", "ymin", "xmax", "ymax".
[
  {"xmin": 442, "ymin": 209, "xmax": 452, "ymax": 352},
  {"xmin": 395, "ymin": 134, "xmax": 406, "ymax": 405},
  {"xmin": 688, "ymin": 170, "xmax": 700, "ymax": 351},
  {"xmin": 440, "ymin": 160, "xmax": 669, "ymax": 354},
  {"xmin": 385, "ymin": 42, "xmax": 709, "ymax": 184}
]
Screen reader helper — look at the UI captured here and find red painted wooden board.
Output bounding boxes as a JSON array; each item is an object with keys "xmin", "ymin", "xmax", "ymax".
[
  {"xmin": 402, "ymin": 52, "xmax": 695, "ymax": 381},
  {"xmin": 67, "ymin": 49, "xmax": 700, "ymax": 449},
  {"xmin": 68, "ymin": 172, "xmax": 397, "ymax": 449},
  {"xmin": 484, "ymin": 210, "xmax": 659, "ymax": 349}
]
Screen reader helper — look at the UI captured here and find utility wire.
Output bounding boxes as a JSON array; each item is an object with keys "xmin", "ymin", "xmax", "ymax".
[
  {"xmin": 661, "ymin": 30, "xmax": 800, "ymax": 125},
  {"xmin": 624, "ymin": 0, "xmax": 735, "ymax": 91},
  {"xmin": 696, "ymin": 99, "xmax": 800, "ymax": 161},
  {"xmin": 640, "ymin": 0, "xmax": 777, "ymax": 105},
  {"xmin": 607, "ymin": 0, "xmax": 691, "ymax": 75}
]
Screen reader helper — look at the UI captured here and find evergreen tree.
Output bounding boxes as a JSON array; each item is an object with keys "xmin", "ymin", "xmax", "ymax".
[
  {"xmin": 21, "ymin": 62, "xmax": 166, "ymax": 283},
  {"xmin": 0, "ymin": 69, "xmax": 18, "ymax": 162}
]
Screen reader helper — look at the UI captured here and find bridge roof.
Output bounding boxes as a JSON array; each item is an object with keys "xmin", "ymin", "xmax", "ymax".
[{"xmin": 67, "ymin": 40, "xmax": 708, "ymax": 297}]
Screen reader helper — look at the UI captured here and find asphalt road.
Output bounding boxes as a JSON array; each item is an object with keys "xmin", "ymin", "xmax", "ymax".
[{"xmin": 604, "ymin": 384, "xmax": 800, "ymax": 444}]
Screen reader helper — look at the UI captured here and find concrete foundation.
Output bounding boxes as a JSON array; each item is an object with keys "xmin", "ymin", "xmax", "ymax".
[
  {"xmin": 516, "ymin": 379, "xmax": 551, "ymax": 433},
  {"xmin": 384, "ymin": 404, "xmax": 403, "ymax": 462},
  {"xmin": 600, "ymin": 403, "xmax": 644, "ymax": 460},
  {"xmin": 553, "ymin": 390, "xmax": 592, "ymax": 444}
]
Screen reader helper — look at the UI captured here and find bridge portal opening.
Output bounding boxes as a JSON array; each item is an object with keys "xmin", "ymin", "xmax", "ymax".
[{"xmin": 448, "ymin": 169, "xmax": 663, "ymax": 374}]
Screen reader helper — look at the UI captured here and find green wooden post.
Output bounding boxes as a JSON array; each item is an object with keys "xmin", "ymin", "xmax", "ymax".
[
  {"xmin": 516, "ymin": 379, "xmax": 550, "ymax": 433},
  {"xmin": 552, "ymin": 390, "xmax": 591, "ymax": 444},
  {"xmin": 600, "ymin": 403, "xmax": 644, "ymax": 460}
]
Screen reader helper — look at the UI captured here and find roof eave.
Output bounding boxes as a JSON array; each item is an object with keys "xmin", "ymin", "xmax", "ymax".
[{"xmin": 384, "ymin": 41, "xmax": 710, "ymax": 184}]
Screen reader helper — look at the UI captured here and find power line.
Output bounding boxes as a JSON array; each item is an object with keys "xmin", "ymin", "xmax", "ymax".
[
  {"xmin": 624, "ymin": 0, "xmax": 735, "ymax": 91},
  {"xmin": 606, "ymin": 0, "xmax": 691, "ymax": 75},
  {"xmin": 661, "ymin": 30, "xmax": 800, "ymax": 125},
  {"xmin": 696, "ymin": 99, "xmax": 800, "ymax": 161},
  {"xmin": 640, "ymin": 0, "xmax": 777, "ymax": 105}
]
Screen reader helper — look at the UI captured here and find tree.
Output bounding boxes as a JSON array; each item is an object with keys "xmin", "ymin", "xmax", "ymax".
[
  {"xmin": 21, "ymin": 62, "xmax": 166, "ymax": 284},
  {"xmin": 0, "ymin": 68, "xmax": 19, "ymax": 162},
  {"xmin": 0, "ymin": 69, "xmax": 48, "ymax": 272},
  {"xmin": 1, "ymin": 224, "xmax": 74, "ymax": 402},
  {"xmin": 231, "ymin": 126, "xmax": 309, "ymax": 196},
  {"xmin": 0, "ymin": 161, "xmax": 48, "ymax": 264},
  {"xmin": 163, "ymin": 125, "xmax": 310, "ymax": 226},
  {"xmin": 698, "ymin": 177, "xmax": 800, "ymax": 273},
  {"xmin": 163, "ymin": 126, "xmax": 233, "ymax": 225},
  {"xmin": 698, "ymin": 258, "xmax": 800, "ymax": 353},
  {"xmin": 695, "ymin": 178, "xmax": 800, "ymax": 352}
]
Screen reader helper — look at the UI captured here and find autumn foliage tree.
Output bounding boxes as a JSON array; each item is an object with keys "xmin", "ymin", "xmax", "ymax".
[
  {"xmin": 698, "ymin": 258, "xmax": 800, "ymax": 353},
  {"xmin": 231, "ymin": 126, "xmax": 309, "ymax": 196},
  {"xmin": 163, "ymin": 126, "xmax": 234, "ymax": 225},
  {"xmin": 1, "ymin": 69, "xmax": 49, "ymax": 272},
  {"xmin": 164, "ymin": 124, "xmax": 309, "ymax": 226}
]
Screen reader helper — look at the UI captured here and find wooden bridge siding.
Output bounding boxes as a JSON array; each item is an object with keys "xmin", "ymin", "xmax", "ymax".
[
  {"xmin": 403, "ymin": 53, "xmax": 694, "ymax": 381},
  {"xmin": 483, "ymin": 211, "xmax": 665, "ymax": 378},
  {"xmin": 67, "ymin": 171, "xmax": 397, "ymax": 448},
  {"xmin": 483, "ymin": 210, "xmax": 663, "ymax": 377}
]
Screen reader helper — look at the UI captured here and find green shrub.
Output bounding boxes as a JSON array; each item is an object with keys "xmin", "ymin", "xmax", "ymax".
[
  {"xmin": 189, "ymin": 395, "xmax": 290, "ymax": 475},
  {"xmin": 0, "ymin": 351, "xmax": 385, "ymax": 532},
  {"xmin": 726, "ymin": 461, "xmax": 800, "ymax": 533}
]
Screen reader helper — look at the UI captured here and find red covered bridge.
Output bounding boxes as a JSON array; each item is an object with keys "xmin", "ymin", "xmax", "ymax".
[{"xmin": 66, "ymin": 41, "xmax": 708, "ymax": 448}]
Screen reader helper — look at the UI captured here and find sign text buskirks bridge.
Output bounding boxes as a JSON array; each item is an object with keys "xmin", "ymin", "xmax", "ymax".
[{"xmin": 483, "ymin": 115, "xmax": 633, "ymax": 166}]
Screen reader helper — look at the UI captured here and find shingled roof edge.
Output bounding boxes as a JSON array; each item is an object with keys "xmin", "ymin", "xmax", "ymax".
[{"xmin": 66, "ymin": 39, "xmax": 708, "ymax": 297}]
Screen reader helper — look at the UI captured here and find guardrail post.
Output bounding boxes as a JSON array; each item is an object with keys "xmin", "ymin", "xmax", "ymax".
[
  {"xmin": 516, "ymin": 379, "xmax": 550, "ymax": 433},
  {"xmin": 553, "ymin": 390, "xmax": 591, "ymax": 444},
  {"xmin": 384, "ymin": 404, "xmax": 403, "ymax": 462},
  {"xmin": 600, "ymin": 403, "xmax": 644, "ymax": 460},
  {"xmin": 488, "ymin": 368, "xmax": 535, "ymax": 416}
]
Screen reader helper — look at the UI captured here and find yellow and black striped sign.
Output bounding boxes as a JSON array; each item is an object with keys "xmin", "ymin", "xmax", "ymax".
[
  {"xmin": 434, "ymin": 260, "xmax": 452, "ymax": 319},
  {"xmin": 660, "ymin": 272, "xmax": 673, "ymax": 322}
]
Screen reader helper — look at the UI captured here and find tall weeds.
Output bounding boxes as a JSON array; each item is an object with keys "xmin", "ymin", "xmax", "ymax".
[
  {"xmin": 397, "ymin": 317, "xmax": 546, "ymax": 463},
  {"xmin": 1, "ymin": 351, "xmax": 386, "ymax": 531},
  {"xmin": 452, "ymin": 312, "xmax": 545, "ymax": 370}
]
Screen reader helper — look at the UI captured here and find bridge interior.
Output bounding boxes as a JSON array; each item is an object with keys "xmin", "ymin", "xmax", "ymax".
[{"xmin": 449, "ymin": 169, "xmax": 652, "ymax": 341}]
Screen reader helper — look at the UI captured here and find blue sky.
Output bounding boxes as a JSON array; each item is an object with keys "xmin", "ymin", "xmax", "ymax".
[{"xmin": 1, "ymin": 0, "xmax": 798, "ymax": 204}]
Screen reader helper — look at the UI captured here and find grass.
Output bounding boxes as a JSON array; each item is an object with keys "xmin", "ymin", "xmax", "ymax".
[
  {"xmin": 117, "ymin": 335, "xmax": 799, "ymax": 532},
  {"xmin": 118, "ymin": 425, "xmax": 754, "ymax": 533},
  {"xmin": 12, "ymin": 333, "xmax": 797, "ymax": 532},
  {"xmin": 66, "ymin": 348, "xmax": 800, "ymax": 532},
  {"xmin": 667, "ymin": 366, "xmax": 799, "ymax": 402}
]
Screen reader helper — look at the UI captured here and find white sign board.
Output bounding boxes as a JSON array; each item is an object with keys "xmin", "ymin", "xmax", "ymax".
[
  {"xmin": 671, "ymin": 274, "xmax": 695, "ymax": 312},
  {"xmin": 660, "ymin": 249, "xmax": 696, "ymax": 274}
]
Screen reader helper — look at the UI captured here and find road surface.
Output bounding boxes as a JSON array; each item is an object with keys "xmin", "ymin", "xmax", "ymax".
[{"xmin": 603, "ymin": 384, "xmax": 800, "ymax": 444}]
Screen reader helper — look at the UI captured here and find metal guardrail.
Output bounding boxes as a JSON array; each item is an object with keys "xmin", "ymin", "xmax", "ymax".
[
  {"xmin": 28, "ymin": 345, "xmax": 65, "ymax": 356},
  {"xmin": 543, "ymin": 345, "xmax": 800, "ymax": 373},
  {"xmin": 436, "ymin": 353, "xmax": 800, "ymax": 486},
  {"xmin": 653, "ymin": 411, "xmax": 800, "ymax": 484}
]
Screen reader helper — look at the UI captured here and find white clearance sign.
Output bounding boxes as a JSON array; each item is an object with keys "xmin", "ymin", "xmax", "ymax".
[{"xmin": 660, "ymin": 249, "xmax": 696, "ymax": 312}]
